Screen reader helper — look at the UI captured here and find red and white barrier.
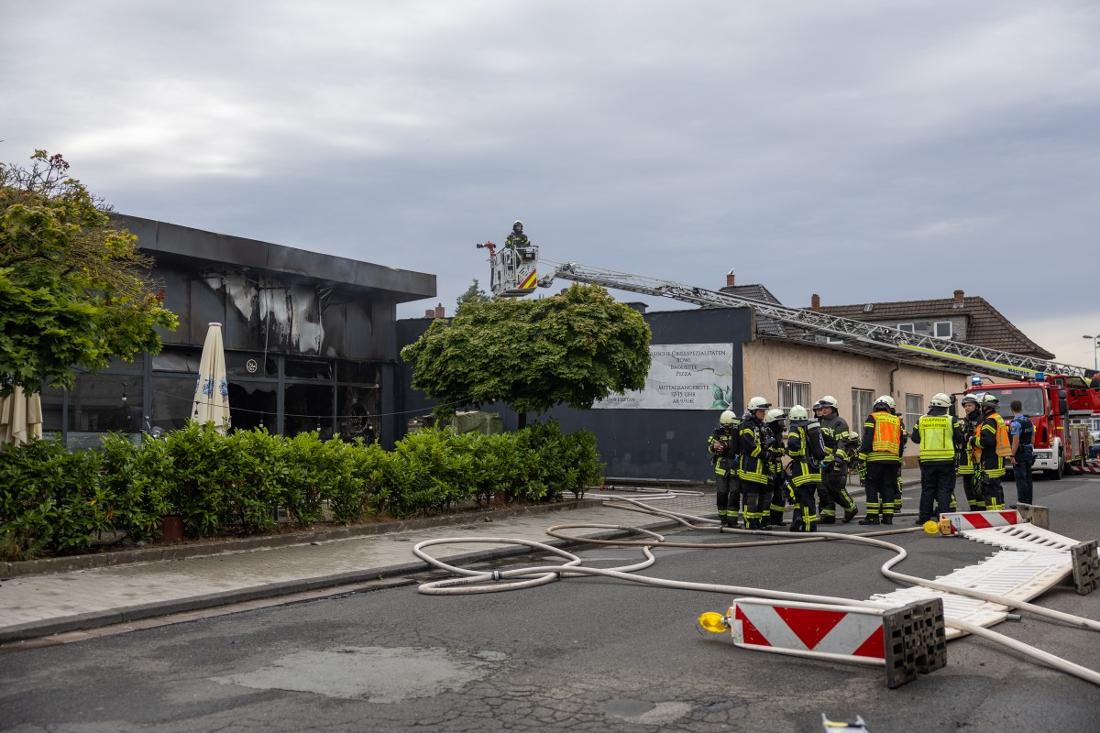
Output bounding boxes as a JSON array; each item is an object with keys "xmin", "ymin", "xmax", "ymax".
[
  {"xmin": 940, "ymin": 510, "xmax": 1020, "ymax": 533},
  {"xmin": 730, "ymin": 598, "xmax": 886, "ymax": 664},
  {"xmin": 1070, "ymin": 464, "xmax": 1100, "ymax": 475}
]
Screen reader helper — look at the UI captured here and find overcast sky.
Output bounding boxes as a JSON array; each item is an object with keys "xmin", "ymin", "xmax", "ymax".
[{"xmin": 4, "ymin": 1, "xmax": 1099, "ymax": 365}]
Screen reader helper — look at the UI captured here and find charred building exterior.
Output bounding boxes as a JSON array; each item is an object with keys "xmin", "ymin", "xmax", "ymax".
[{"xmin": 41, "ymin": 215, "xmax": 435, "ymax": 448}]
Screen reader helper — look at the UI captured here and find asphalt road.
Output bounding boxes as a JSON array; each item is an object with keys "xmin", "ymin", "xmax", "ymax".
[{"xmin": 3, "ymin": 476, "xmax": 1100, "ymax": 733}]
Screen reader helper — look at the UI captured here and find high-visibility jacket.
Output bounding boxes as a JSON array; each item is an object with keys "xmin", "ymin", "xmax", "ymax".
[
  {"xmin": 737, "ymin": 418, "xmax": 771, "ymax": 486},
  {"xmin": 708, "ymin": 425, "xmax": 739, "ymax": 477},
  {"xmin": 786, "ymin": 421, "xmax": 824, "ymax": 486},
  {"xmin": 975, "ymin": 412, "xmax": 1009, "ymax": 479},
  {"xmin": 861, "ymin": 411, "xmax": 903, "ymax": 462},
  {"xmin": 914, "ymin": 413, "xmax": 956, "ymax": 463}
]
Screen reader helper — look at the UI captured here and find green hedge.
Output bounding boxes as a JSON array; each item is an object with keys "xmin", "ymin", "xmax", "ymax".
[{"xmin": 0, "ymin": 421, "xmax": 602, "ymax": 561}]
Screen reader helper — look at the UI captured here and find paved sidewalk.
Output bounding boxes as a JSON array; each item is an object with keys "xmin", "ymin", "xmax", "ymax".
[{"xmin": 0, "ymin": 471, "xmax": 921, "ymax": 644}]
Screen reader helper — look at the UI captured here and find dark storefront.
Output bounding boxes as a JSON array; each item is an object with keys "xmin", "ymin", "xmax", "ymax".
[
  {"xmin": 42, "ymin": 215, "xmax": 435, "ymax": 448},
  {"xmin": 397, "ymin": 307, "xmax": 754, "ymax": 480}
]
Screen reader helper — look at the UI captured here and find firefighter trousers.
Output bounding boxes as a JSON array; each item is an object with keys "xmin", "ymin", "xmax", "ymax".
[
  {"xmin": 716, "ymin": 472, "xmax": 741, "ymax": 526},
  {"xmin": 919, "ymin": 461, "xmax": 956, "ymax": 521},
  {"xmin": 789, "ymin": 481, "xmax": 818, "ymax": 532},
  {"xmin": 740, "ymin": 481, "xmax": 771, "ymax": 529},
  {"xmin": 817, "ymin": 469, "xmax": 857, "ymax": 522},
  {"xmin": 767, "ymin": 472, "xmax": 787, "ymax": 526},
  {"xmin": 980, "ymin": 475, "xmax": 1006, "ymax": 510},
  {"xmin": 960, "ymin": 473, "xmax": 984, "ymax": 510},
  {"xmin": 863, "ymin": 462, "xmax": 899, "ymax": 521}
]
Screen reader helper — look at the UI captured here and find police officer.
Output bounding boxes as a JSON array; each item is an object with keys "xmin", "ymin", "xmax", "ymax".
[
  {"xmin": 815, "ymin": 395, "xmax": 859, "ymax": 524},
  {"xmin": 505, "ymin": 220, "xmax": 530, "ymax": 250},
  {"xmin": 764, "ymin": 407, "xmax": 788, "ymax": 527},
  {"xmin": 737, "ymin": 396, "xmax": 774, "ymax": 529},
  {"xmin": 957, "ymin": 394, "xmax": 984, "ymax": 510},
  {"xmin": 976, "ymin": 393, "xmax": 1010, "ymax": 510},
  {"xmin": 1008, "ymin": 399, "xmax": 1035, "ymax": 506},
  {"xmin": 910, "ymin": 393, "xmax": 964, "ymax": 524},
  {"xmin": 785, "ymin": 405, "xmax": 826, "ymax": 532},
  {"xmin": 858, "ymin": 395, "xmax": 905, "ymax": 525},
  {"xmin": 708, "ymin": 409, "xmax": 741, "ymax": 527}
]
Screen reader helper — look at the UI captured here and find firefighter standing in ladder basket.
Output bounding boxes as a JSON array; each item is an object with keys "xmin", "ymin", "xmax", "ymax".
[
  {"xmin": 505, "ymin": 220, "xmax": 529, "ymax": 250},
  {"xmin": 858, "ymin": 395, "xmax": 905, "ymax": 525},
  {"xmin": 975, "ymin": 393, "xmax": 1012, "ymax": 511},
  {"xmin": 708, "ymin": 410, "xmax": 742, "ymax": 528}
]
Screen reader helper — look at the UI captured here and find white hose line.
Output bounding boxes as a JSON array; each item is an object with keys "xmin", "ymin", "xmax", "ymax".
[{"xmin": 951, "ymin": 618, "xmax": 1100, "ymax": 687}]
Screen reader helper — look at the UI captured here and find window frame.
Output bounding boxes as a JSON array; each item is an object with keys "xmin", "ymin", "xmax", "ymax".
[
  {"xmin": 904, "ymin": 393, "xmax": 923, "ymax": 430},
  {"xmin": 934, "ymin": 321, "xmax": 953, "ymax": 338},
  {"xmin": 897, "ymin": 323, "xmax": 915, "ymax": 333},
  {"xmin": 852, "ymin": 388, "xmax": 875, "ymax": 422},
  {"xmin": 777, "ymin": 379, "xmax": 811, "ymax": 414}
]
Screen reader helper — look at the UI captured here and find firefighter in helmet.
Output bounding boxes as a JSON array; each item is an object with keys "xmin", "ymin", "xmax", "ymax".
[
  {"xmin": 976, "ymin": 393, "xmax": 1010, "ymax": 510},
  {"xmin": 505, "ymin": 220, "xmax": 530, "ymax": 250},
  {"xmin": 737, "ymin": 396, "xmax": 774, "ymax": 529},
  {"xmin": 815, "ymin": 395, "xmax": 859, "ymax": 524},
  {"xmin": 764, "ymin": 407, "xmax": 788, "ymax": 527},
  {"xmin": 708, "ymin": 409, "xmax": 741, "ymax": 527},
  {"xmin": 910, "ymin": 392, "xmax": 964, "ymax": 524},
  {"xmin": 858, "ymin": 395, "xmax": 905, "ymax": 524},
  {"xmin": 785, "ymin": 404, "xmax": 826, "ymax": 532},
  {"xmin": 957, "ymin": 394, "xmax": 984, "ymax": 510}
]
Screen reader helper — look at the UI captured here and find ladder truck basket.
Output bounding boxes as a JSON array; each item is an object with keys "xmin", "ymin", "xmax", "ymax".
[{"xmin": 479, "ymin": 241, "xmax": 540, "ymax": 297}]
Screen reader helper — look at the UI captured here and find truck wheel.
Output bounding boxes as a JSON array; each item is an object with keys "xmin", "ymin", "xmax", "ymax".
[{"xmin": 1051, "ymin": 458, "xmax": 1065, "ymax": 481}]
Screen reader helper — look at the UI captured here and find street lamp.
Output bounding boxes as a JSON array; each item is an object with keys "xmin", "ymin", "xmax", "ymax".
[{"xmin": 1084, "ymin": 335, "xmax": 1099, "ymax": 371}]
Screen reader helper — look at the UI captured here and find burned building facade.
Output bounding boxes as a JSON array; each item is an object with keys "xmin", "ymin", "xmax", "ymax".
[{"xmin": 41, "ymin": 215, "xmax": 435, "ymax": 448}]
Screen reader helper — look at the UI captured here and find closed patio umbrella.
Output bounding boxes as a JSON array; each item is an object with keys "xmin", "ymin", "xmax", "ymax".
[
  {"xmin": 191, "ymin": 322, "xmax": 231, "ymax": 434},
  {"xmin": 0, "ymin": 386, "xmax": 44, "ymax": 446}
]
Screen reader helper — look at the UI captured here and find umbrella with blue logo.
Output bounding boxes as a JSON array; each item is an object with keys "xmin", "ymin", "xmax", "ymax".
[{"xmin": 191, "ymin": 322, "xmax": 231, "ymax": 434}]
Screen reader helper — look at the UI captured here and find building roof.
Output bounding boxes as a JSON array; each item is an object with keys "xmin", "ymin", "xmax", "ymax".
[
  {"xmin": 719, "ymin": 283, "xmax": 786, "ymax": 337},
  {"xmin": 816, "ymin": 293, "xmax": 1054, "ymax": 360},
  {"xmin": 116, "ymin": 214, "xmax": 436, "ymax": 304}
]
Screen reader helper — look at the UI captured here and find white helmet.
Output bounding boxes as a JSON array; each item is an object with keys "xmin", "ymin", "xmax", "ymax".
[
  {"xmin": 980, "ymin": 392, "xmax": 1000, "ymax": 407},
  {"xmin": 747, "ymin": 396, "xmax": 771, "ymax": 411},
  {"xmin": 787, "ymin": 405, "xmax": 809, "ymax": 420},
  {"xmin": 874, "ymin": 395, "xmax": 896, "ymax": 409},
  {"xmin": 765, "ymin": 407, "xmax": 785, "ymax": 422},
  {"xmin": 960, "ymin": 393, "xmax": 980, "ymax": 406},
  {"xmin": 930, "ymin": 393, "xmax": 951, "ymax": 408},
  {"xmin": 818, "ymin": 395, "xmax": 839, "ymax": 411},
  {"xmin": 719, "ymin": 410, "xmax": 737, "ymax": 426}
]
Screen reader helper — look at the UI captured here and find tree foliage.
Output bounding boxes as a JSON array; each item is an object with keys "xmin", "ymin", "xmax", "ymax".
[
  {"xmin": 456, "ymin": 278, "xmax": 490, "ymax": 311},
  {"xmin": 401, "ymin": 283, "xmax": 652, "ymax": 417},
  {"xmin": 0, "ymin": 150, "xmax": 178, "ymax": 394}
]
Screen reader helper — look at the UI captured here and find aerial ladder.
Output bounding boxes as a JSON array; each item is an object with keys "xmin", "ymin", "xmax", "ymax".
[{"xmin": 476, "ymin": 240, "xmax": 1090, "ymax": 382}]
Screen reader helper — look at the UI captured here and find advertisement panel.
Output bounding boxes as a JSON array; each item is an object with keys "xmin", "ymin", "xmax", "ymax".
[{"xmin": 593, "ymin": 343, "xmax": 734, "ymax": 410}]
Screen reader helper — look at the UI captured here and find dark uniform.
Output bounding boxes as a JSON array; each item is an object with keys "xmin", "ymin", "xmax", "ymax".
[
  {"xmin": 910, "ymin": 405, "xmax": 964, "ymax": 522},
  {"xmin": 858, "ymin": 406, "xmax": 905, "ymax": 524},
  {"xmin": 786, "ymin": 417, "xmax": 826, "ymax": 532},
  {"xmin": 738, "ymin": 413, "xmax": 774, "ymax": 530},
  {"xmin": 765, "ymin": 414, "xmax": 788, "ymax": 527},
  {"xmin": 504, "ymin": 221, "xmax": 529, "ymax": 250},
  {"xmin": 957, "ymin": 404, "xmax": 984, "ymax": 510},
  {"xmin": 817, "ymin": 410, "xmax": 859, "ymax": 523},
  {"xmin": 976, "ymin": 406, "xmax": 1009, "ymax": 510},
  {"xmin": 708, "ymin": 418, "xmax": 741, "ymax": 527}
]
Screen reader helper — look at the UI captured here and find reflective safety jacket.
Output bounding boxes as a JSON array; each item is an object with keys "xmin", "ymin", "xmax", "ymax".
[
  {"xmin": 504, "ymin": 232, "xmax": 530, "ymax": 250},
  {"xmin": 956, "ymin": 411, "xmax": 981, "ymax": 475},
  {"xmin": 786, "ymin": 420, "xmax": 825, "ymax": 486},
  {"xmin": 860, "ymin": 410, "xmax": 904, "ymax": 463},
  {"xmin": 911, "ymin": 407, "xmax": 962, "ymax": 464},
  {"xmin": 708, "ymin": 425, "xmax": 739, "ymax": 477},
  {"xmin": 737, "ymin": 416, "xmax": 772, "ymax": 487},
  {"xmin": 766, "ymin": 420, "xmax": 786, "ymax": 477},
  {"xmin": 819, "ymin": 412, "xmax": 857, "ymax": 468},
  {"xmin": 975, "ymin": 411, "xmax": 1009, "ymax": 478}
]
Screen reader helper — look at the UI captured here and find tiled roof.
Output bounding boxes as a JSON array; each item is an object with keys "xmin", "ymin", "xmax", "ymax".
[
  {"xmin": 720, "ymin": 284, "xmax": 786, "ymax": 336},
  {"xmin": 815, "ymin": 294, "xmax": 1054, "ymax": 360}
]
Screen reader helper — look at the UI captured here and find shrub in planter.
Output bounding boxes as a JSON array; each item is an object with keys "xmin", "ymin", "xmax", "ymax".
[{"xmin": 163, "ymin": 422, "xmax": 232, "ymax": 537}]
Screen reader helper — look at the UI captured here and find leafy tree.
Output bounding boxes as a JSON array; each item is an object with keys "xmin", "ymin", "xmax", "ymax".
[
  {"xmin": 402, "ymin": 283, "xmax": 651, "ymax": 427},
  {"xmin": 455, "ymin": 278, "xmax": 490, "ymax": 311},
  {"xmin": 0, "ymin": 150, "xmax": 178, "ymax": 394}
]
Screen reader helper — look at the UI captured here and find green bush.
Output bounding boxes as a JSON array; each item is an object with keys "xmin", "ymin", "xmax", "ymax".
[{"xmin": 0, "ymin": 420, "xmax": 604, "ymax": 560}]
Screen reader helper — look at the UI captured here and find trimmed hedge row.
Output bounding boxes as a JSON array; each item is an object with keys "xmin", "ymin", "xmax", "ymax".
[{"xmin": 0, "ymin": 421, "xmax": 602, "ymax": 561}]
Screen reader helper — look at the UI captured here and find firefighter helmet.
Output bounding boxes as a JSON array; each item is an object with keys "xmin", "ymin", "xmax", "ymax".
[
  {"xmin": 960, "ymin": 393, "xmax": 979, "ymax": 406},
  {"xmin": 719, "ymin": 410, "xmax": 737, "ymax": 426},
  {"xmin": 747, "ymin": 396, "xmax": 771, "ymax": 411},
  {"xmin": 512, "ymin": 220, "xmax": 524, "ymax": 232},
  {"xmin": 818, "ymin": 395, "xmax": 839, "ymax": 411},
  {"xmin": 930, "ymin": 393, "xmax": 951, "ymax": 408},
  {"xmin": 980, "ymin": 393, "xmax": 1000, "ymax": 406},
  {"xmin": 787, "ymin": 405, "xmax": 809, "ymax": 420},
  {"xmin": 765, "ymin": 408, "xmax": 785, "ymax": 423},
  {"xmin": 874, "ymin": 395, "xmax": 896, "ymax": 409}
]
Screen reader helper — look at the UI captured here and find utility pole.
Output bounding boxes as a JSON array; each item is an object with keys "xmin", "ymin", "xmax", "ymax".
[{"xmin": 1084, "ymin": 334, "xmax": 1099, "ymax": 371}]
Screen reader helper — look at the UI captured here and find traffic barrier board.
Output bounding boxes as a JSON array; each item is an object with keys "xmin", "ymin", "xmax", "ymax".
[{"xmin": 940, "ymin": 510, "xmax": 1020, "ymax": 533}]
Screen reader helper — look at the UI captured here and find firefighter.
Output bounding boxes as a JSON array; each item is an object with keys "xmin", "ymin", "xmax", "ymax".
[
  {"xmin": 858, "ymin": 395, "xmax": 905, "ymax": 525},
  {"xmin": 737, "ymin": 396, "xmax": 774, "ymax": 529},
  {"xmin": 504, "ymin": 220, "xmax": 530, "ymax": 250},
  {"xmin": 785, "ymin": 404, "xmax": 825, "ymax": 532},
  {"xmin": 708, "ymin": 409, "xmax": 741, "ymax": 527},
  {"xmin": 764, "ymin": 407, "xmax": 788, "ymax": 527},
  {"xmin": 976, "ymin": 393, "xmax": 1011, "ymax": 510},
  {"xmin": 815, "ymin": 395, "xmax": 859, "ymax": 524},
  {"xmin": 957, "ymin": 394, "xmax": 984, "ymax": 510},
  {"xmin": 910, "ymin": 393, "xmax": 964, "ymax": 524}
]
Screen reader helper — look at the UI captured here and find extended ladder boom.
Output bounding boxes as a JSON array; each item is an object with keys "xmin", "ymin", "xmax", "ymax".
[{"xmin": 549, "ymin": 262, "xmax": 1086, "ymax": 381}]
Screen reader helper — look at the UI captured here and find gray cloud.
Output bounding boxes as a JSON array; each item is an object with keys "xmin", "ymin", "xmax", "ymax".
[{"xmin": 4, "ymin": 0, "xmax": 1099, "ymax": 359}]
